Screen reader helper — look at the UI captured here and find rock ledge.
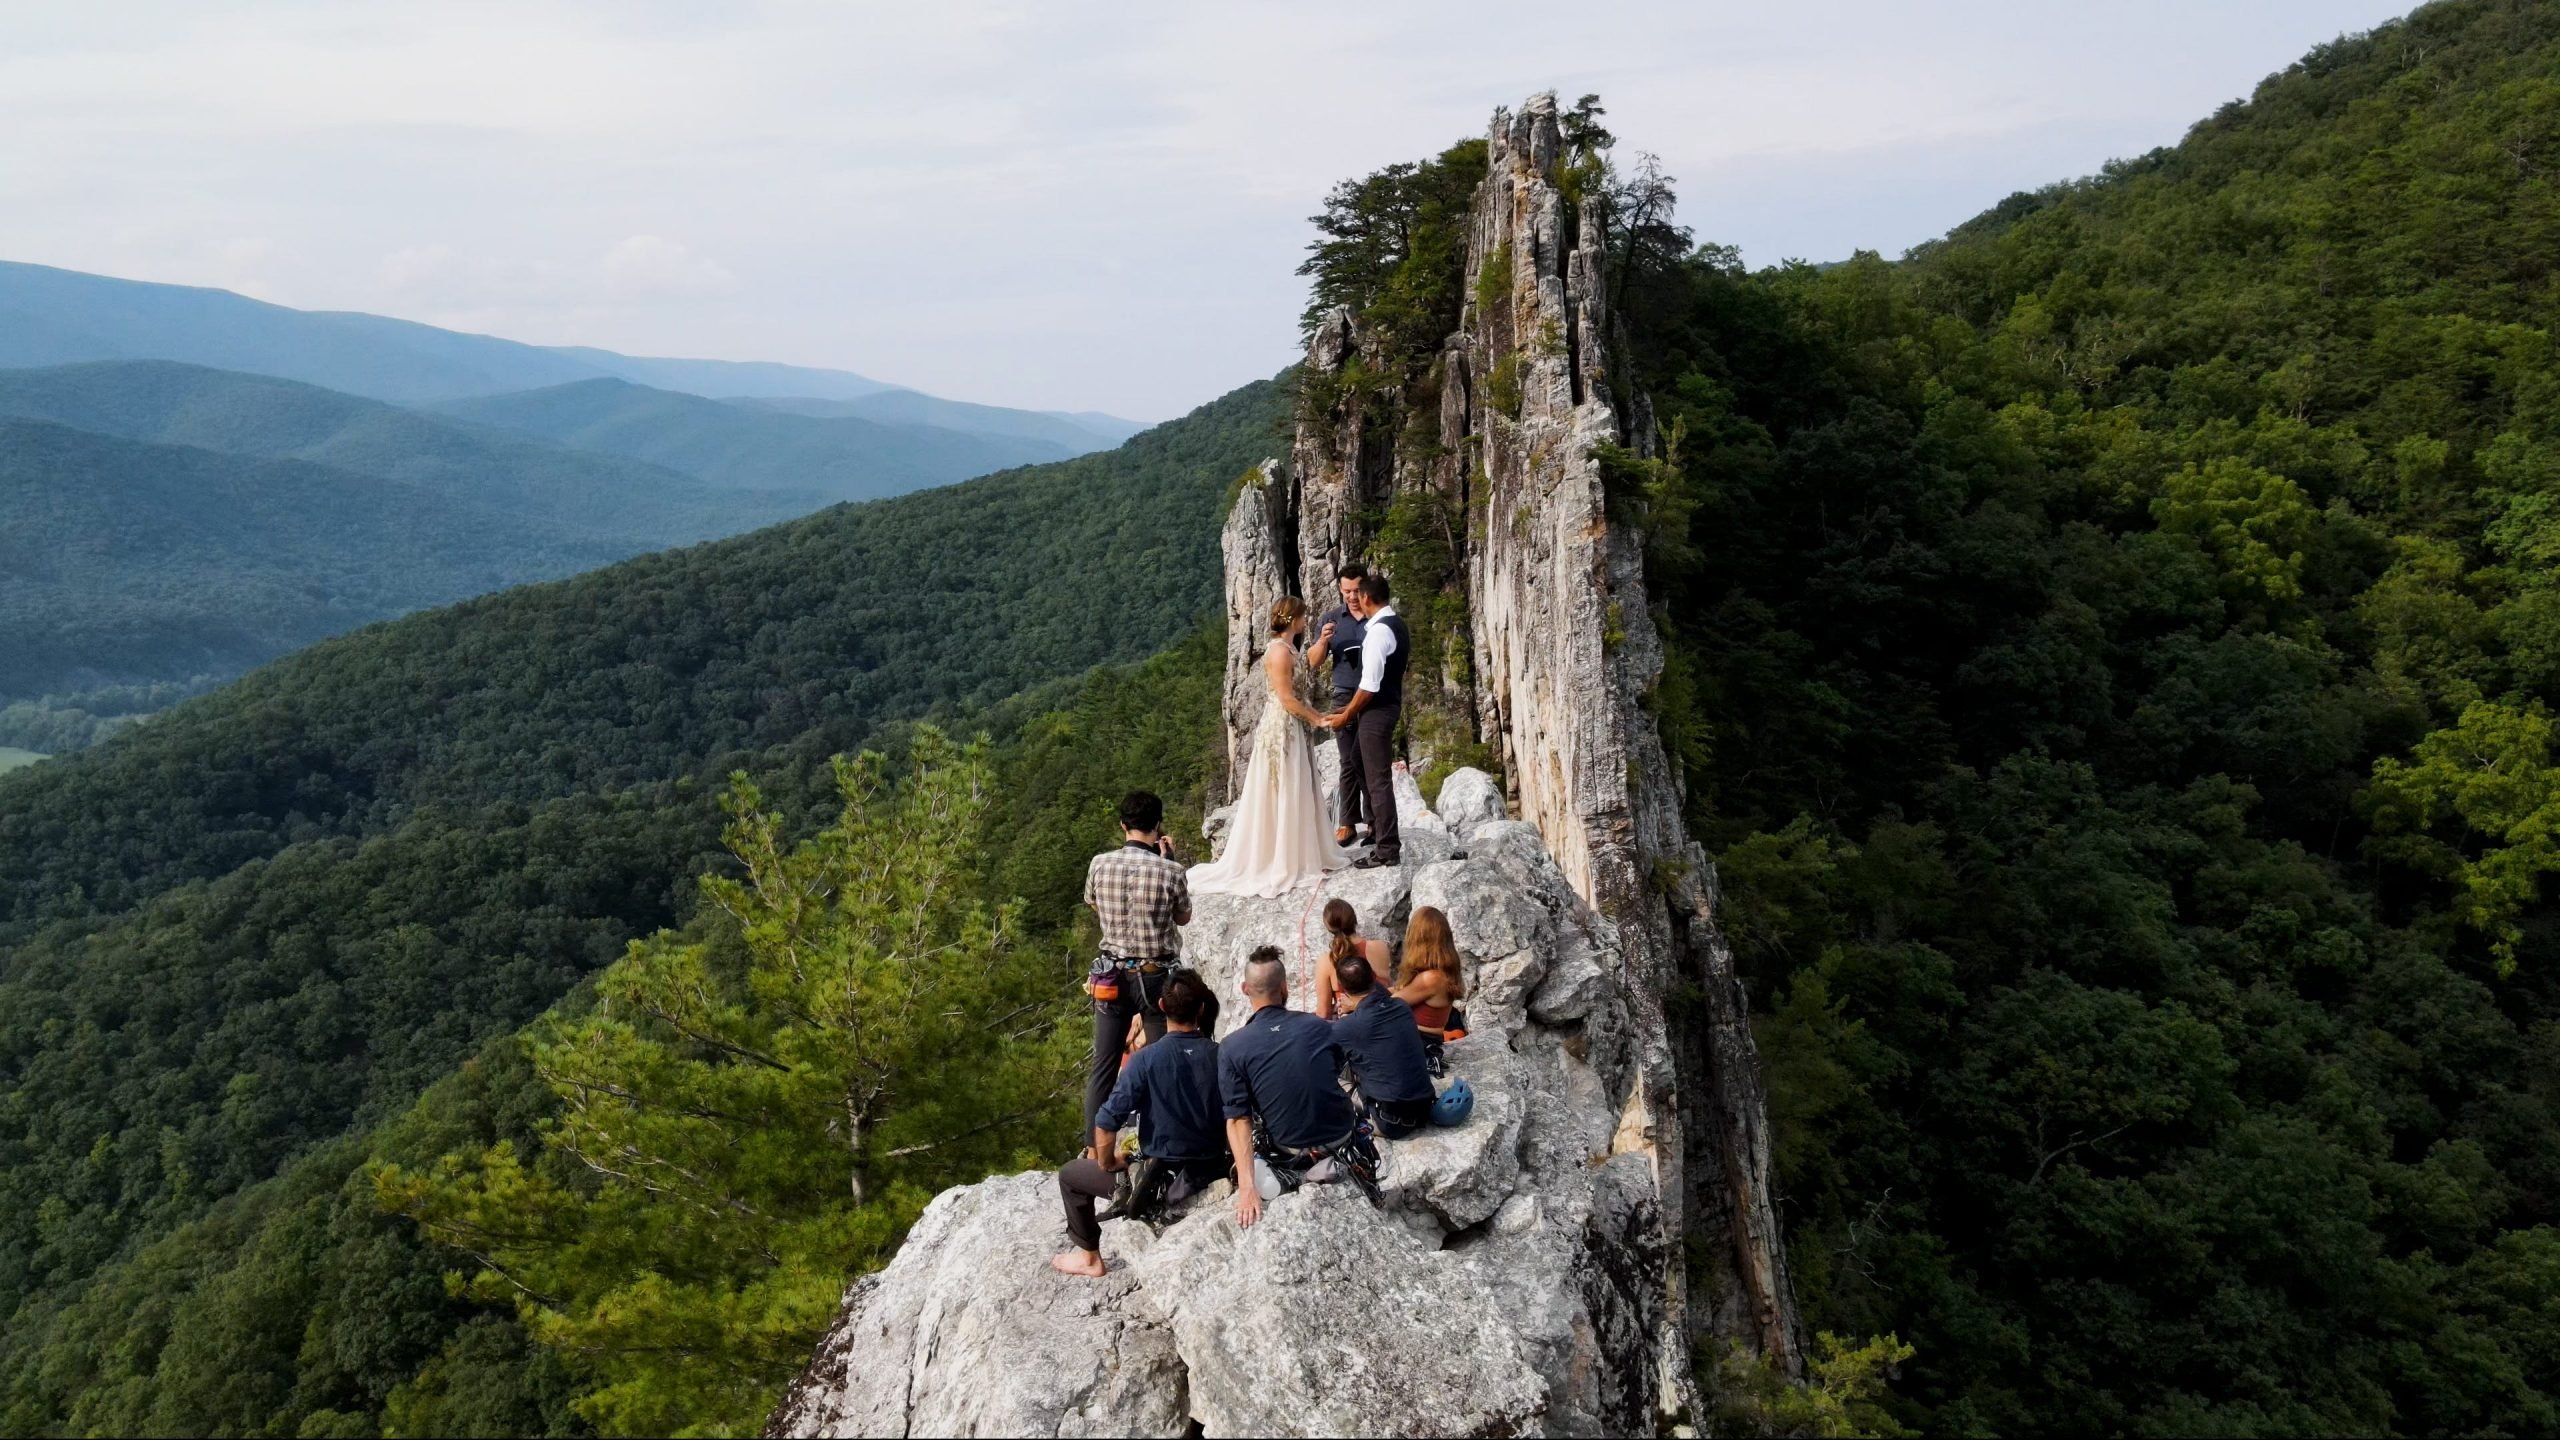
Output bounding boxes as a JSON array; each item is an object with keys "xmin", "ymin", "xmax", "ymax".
[{"xmin": 767, "ymin": 770, "xmax": 1671, "ymax": 1438}]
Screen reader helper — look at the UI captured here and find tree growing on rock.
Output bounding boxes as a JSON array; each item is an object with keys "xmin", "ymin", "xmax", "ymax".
[{"xmin": 377, "ymin": 729, "xmax": 1077, "ymax": 1437}]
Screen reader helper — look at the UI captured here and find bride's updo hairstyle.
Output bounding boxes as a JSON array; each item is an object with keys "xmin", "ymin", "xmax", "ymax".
[{"xmin": 1268, "ymin": 595, "xmax": 1308, "ymax": 637}]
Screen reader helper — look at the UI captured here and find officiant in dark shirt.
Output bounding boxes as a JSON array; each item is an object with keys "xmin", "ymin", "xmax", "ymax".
[{"xmin": 1306, "ymin": 561, "xmax": 1369, "ymax": 847}]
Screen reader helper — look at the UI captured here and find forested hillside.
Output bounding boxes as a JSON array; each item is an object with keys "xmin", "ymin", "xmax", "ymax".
[
  {"xmin": 0, "ymin": 361, "xmax": 813, "ymax": 540},
  {"xmin": 435, "ymin": 377, "xmax": 1071, "ymax": 502},
  {"xmin": 0, "ymin": 631, "xmax": 1231, "ymax": 1438},
  {"xmin": 0, "ymin": 373, "xmax": 1279, "ymax": 932},
  {"xmin": 1588, "ymin": 1, "xmax": 2560, "ymax": 1430},
  {"xmin": 0, "ymin": 361, "xmax": 823, "ymax": 709},
  {"xmin": 0, "ymin": 379, "xmax": 1281, "ymax": 1434},
  {"xmin": 0, "ymin": 418, "xmax": 664, "ymax": 702}
]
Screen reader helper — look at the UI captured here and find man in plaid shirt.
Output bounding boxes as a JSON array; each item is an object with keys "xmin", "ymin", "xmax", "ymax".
[{"xmin": 1082, "ymin": 790, "xmax": 1191, "ymax": 1135}]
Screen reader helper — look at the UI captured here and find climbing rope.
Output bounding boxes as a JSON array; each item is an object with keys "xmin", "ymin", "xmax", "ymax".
[{"xmin": 1294, "ymin": 881, "xmax": 1326, "ymax": 1010}]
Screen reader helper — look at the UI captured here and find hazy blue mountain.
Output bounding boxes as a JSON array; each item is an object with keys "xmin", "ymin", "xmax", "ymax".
[
  {"xmin": 0, "ymin": 419, "xmax": 661, "ymax": 700},
  {"xmin": 544, "ymin": 347, "xmax": 894, "ymax": 401},
  {"xmin": 435, "ymin": 377, "xmax": 1073, "ymax": 501},
  {"xmin": 743, "ymin": 391, "xmax": 1149, "ymax": 450},
  {"xmin": 0, "ymin": 261, "xmax": 623, "ymax": 403},
  {"xmin": 0, "ymin": 263, "xmax": 1136, "ymax": 454},
  {"xmin": 1038, "ymin": 409, "xmax": 1153, "ymax": 444},
  {"xmin": 0, "ymin": 360, "xmax": 819, "ymax": 543}
]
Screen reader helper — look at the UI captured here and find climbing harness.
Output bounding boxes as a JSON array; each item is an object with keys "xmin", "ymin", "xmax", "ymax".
[{"xmin": 1254, "ymin": 1117, "xmax": 1386, "ymax": 1209}]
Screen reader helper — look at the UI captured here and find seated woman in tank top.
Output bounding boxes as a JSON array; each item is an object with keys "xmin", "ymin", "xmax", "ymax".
[
  {"xmin": 1315, "ymin": 898, "xmax": 1394, "ymax": 1020},
  {"xmin": 1393, "ymin": 905, "xmax": 1468, "ymax": 1053}
]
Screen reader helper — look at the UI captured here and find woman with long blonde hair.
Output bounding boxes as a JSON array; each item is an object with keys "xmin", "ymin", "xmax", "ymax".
[
  {"xmin": 1187, "ymin": 595, "xmax": 1353, "ymax": 896},
  {"xmin": 1394, "ymin": 906, "xmax": 1467, "ymax": 1060}
]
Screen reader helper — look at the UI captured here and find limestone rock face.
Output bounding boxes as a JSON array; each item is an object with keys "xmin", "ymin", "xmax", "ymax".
[
  {"xmin": 1130, "ymin": 1185, "xmax": 1548, "ymax": 1438},
  {"xmin": 1288, "ymin": 308, "xmax": 1370, "ymax": 611},
  {"xmin": 762, "ymin": 1173, "xmax": 1189, "ymax": 1440},
  {"xmin": 1269, "ymin": 91, "xmax": 1805, "ymax": 1380},
  {"xmin": 1219, "ymin": 459, "xmax": 1293, "ymax": 803},
  {"xmin": 768, "ymin": 772, "xmax": 1671, "ymax": 1438},
  {"xmin": 1432, "ymin": 766, "xmax": 1507, "ymax": 839}
]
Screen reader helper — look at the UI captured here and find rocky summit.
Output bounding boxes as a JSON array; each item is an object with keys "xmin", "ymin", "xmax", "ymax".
[
  {"xmin": 770, "ymin": 90, "xmax": 1801, "ymax": 1439},
  {"xmin": 765, "ymin": 769, "xmax": 1677, "ymax": 1439}
]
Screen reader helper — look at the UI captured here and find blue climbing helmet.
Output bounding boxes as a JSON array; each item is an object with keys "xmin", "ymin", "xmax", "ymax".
[{"xmin": 1432, "ymin": 1076, "xmax": 1475, "ymax": 1127}]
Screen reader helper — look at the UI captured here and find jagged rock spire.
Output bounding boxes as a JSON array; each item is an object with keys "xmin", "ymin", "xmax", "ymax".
[
  {"xmin": 1246, "ymin": 89, "xmax": 1806, "ymax": 1383},
  {"xmin": 1217, "ymin": 459, "xmax": 1293, "ymax": 802},
  {"xmin": 772, "ymin": 92, "xmax": 1805, "ymax": 1440}
]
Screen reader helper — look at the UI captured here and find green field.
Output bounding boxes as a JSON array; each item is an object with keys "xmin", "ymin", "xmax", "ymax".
[{"xmin": 0, "ymin": 747, "xmax": 46, "ymax": 773}]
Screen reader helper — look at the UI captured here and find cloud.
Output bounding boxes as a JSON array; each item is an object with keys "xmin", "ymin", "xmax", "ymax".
[
  {"xmin": 0, "ymin": 0, "xmax": 2425, "ymax": 417},
  {"xmin": 378, "ymin": 243, "xmax": 456, "ymax": 292},
  {"xmin": 599, "ymin": 235, "xmax": 738, "ymax": 298}
]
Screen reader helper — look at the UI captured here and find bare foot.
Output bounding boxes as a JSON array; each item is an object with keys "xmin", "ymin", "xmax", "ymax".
[{"xmin": 1049, "ymin": 1250, "xmax": 1107, "ymax": 1278}]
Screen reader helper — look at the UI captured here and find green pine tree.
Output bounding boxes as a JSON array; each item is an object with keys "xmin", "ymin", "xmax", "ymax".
[{"xmin": 376, "ymin": 728, "xmax": 1079, "ymax": 1436}]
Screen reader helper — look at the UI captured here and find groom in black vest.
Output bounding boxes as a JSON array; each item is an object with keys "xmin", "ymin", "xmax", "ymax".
[
  {"xmin": 1307, "ymin": 562, "xmax": 1370, "ymax": 846},
  {"xmin": 1322, "ymin": 572, "xmax": 1408, "ymax": 868}
]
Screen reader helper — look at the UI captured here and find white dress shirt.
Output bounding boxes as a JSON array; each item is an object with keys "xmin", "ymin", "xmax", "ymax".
[{"xmin": 1356, "ymin": 605, "xmax": 1400, "ymax": 695}]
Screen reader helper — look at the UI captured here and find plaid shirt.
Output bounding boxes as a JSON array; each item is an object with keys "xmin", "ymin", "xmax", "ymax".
[{"xmin": 1084, "ymin": 842, "xmax": 1189, "ymax": 959}]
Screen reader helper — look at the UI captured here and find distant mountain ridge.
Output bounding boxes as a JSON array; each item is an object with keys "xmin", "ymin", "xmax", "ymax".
[
  {"xmin": 0, "ymin": 360, "xmax": 815, "ymax": 540},
  {"xmin": 0, "ymin": 260, "xmax": 1144, "ymax": 439},
  {"xmin": 435, "ymin": 377, "xmax": 1079, "ymax": 502},
  {"xmin": 0, "ymin": 417, "xmax": 648, "ymax": 699},
  {"xmin": 0, "ymin": 361, "xmax": 824, "ymax": 702},
  {"xmin": 739, "ymin": 391, "xmax": 1147, "ymax": 452}
]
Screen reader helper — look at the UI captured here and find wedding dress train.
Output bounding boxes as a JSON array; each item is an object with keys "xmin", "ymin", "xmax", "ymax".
[{"xmin": 1189, "ymin": 685, "xmax": 1352, "ymax": 898}]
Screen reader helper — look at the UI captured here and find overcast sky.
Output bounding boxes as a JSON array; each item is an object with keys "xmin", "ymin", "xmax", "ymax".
[{"xmin": 0, "ymin": 1, "xmax": 2417, "ymax": 420}]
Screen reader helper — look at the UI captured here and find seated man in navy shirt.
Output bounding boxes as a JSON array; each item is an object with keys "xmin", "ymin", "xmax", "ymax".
[
  {"xmin": 1219, "ymin": 947, "xmax": 1359, "ymax": 1227},
  {"xmin": 1053, "ymin": 970, "xmax": 1227, "ymax": 1278},
  {"xmin": 1327, "ymin": 952, "xmax": 1439, "ymax": 1138}
]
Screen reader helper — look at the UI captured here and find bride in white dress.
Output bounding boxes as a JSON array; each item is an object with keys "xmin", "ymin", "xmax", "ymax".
[{"xmin": 1190, "ymin": 596, "xmax": 1353, "ymax": 897}]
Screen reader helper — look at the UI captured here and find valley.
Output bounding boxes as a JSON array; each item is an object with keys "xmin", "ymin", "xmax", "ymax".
[
  {"xmin": 0, "ymin": 300, "xmax": 1154, "ymax": 727},
  {"xmin": 6, "ymin": 2, "xmax": 2560, "ymax": 1435}
]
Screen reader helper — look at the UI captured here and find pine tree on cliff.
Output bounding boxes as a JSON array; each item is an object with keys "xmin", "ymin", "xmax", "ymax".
[{"xmin": 378, "ymin": 730, "xmax": 1072, "ymax": 1437}]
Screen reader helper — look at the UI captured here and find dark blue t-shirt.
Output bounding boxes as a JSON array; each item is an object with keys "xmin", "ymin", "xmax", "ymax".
[
  {"xmin": 1219, "ymin": 1004, "xmax": 1357, "ymax": 1149},
  {"xmin": 1331, "ymin": 991, "xmax": 1435, "ymax": 1105},
  {"xmin": 1317, "ymin": 606, "xmax": 1366, "ymax": 696},
  {"xmin": 1095, "ymin": 1030, "xmax": 1224, "ymax": 1161}
]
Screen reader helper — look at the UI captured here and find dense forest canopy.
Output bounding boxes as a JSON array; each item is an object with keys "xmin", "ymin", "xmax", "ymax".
[
  {"xmin": 0, "ymin": 417, "xmax": 639, "ymax": 701},
  {"xmin": 0, "ymin": 633, "xmax": 1229, "ymax": 1439},
  {"xmin": 1599, "ymin": 1, "xmax": 2560, "ymax": 1430}
]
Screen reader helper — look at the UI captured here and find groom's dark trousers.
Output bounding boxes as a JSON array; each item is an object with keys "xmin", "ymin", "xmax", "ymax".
[
  {"xmin": 1355, "ymin": 703, "xmax": 1400, "ymax": 861},
  {"xmin": 1333, "ymin": 684, "xmax": 1365, "ymax": 835}
]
